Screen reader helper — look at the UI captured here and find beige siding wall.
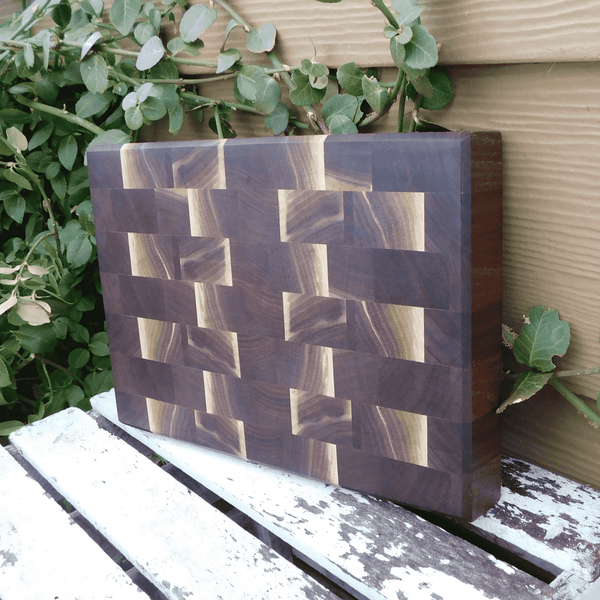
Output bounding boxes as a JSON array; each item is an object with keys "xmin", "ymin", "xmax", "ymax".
[{"xmin": 3, "ymin": 0, "xmax": 600, "ymax": 487}]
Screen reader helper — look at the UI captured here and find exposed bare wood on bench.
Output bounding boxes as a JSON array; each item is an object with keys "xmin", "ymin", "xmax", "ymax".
[{"xmin": 92, "ymin": 389, "xmax": 553, "ymax": 600}]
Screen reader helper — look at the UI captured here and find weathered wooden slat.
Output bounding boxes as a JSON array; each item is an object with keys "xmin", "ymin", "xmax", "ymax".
[
  {"xmin": 473, "ymin": 456, "xmax": 600, "ymax": 582},
  {"xmin": 92, "ymin": 389, "xmax": 553, "ymax": 600},
  {"xmin": 8, "ymin": 407, "xmax": 338, "ymax": 600},
  {"xmin": 0, "ymin": 445, "xmax": 148, "ymax": 600}
]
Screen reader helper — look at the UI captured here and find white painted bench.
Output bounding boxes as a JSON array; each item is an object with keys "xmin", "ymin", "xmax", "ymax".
[{"xmin": 1, "ymin": 389, "xmax": 599, "ymax": 600}]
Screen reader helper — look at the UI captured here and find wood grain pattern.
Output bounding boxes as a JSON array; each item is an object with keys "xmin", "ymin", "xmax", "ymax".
[
  {"xmin": 5, "ymin": 0, "xmax": 598, "ymax": 71},
  {"xmin": 88, "ymin": 132, "xmax": 502, "ymax": 519}
]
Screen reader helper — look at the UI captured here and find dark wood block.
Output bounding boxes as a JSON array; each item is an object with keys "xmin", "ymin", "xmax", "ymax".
[
  {"xmin": 95, "ymin": 232, "xmax": 131, "ymax": 275},
  {"xmin": 110, "ymin": 189, "xmax": 158, "ymax": 234},
  {"xmin": 89, "ymin": 132, "xmax": 502, "ymax": 520}
]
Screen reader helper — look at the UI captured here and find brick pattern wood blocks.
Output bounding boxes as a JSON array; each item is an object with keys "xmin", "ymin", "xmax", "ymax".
[{"xmin": 88, "ymin": 132, "xmax": 503, "ymax": 520}]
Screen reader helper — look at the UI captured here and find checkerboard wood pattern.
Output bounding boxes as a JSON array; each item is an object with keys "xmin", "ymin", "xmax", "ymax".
[{"xmin": 87, "ymin": 132, "xmax": 502, "ymax": 520}]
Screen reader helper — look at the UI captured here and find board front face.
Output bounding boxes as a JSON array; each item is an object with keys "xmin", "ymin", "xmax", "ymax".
[{"xmin": 88, "ymin": 132, "xmax": 502, "ymax": 520}]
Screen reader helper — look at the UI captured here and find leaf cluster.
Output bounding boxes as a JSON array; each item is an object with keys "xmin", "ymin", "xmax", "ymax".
[{"xmin": 498, "ymin": 306, "xmax": 600, "ymax": 429}]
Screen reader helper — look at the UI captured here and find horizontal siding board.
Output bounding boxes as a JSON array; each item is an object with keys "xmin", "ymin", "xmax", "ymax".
[{"xmin": 2, "ymin": 0, "xmax": 600, "ymax": 66}]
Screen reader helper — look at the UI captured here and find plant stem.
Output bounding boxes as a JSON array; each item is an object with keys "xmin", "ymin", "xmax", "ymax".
[
  {"xmin": 179, "ymin": 90, "xmax": 263, "ymax": 115},
  {"xmin": 14, "ymin": 96, "xmax": 105, "ymax": 136},
  {"xmin": 371, "ymin": 0, "xmax": 400, "ymax": 29},
  {"xmin": 0, "ymin": 0, "xmax": 54, "ymax": 63},
  {"xmin": 213, "ymin": 104, "xmax": 224, "ymax": 139},
  {"xmin": 397, "ymin": 75, "xmax": 408, "ymax": 132},
  {"xmin": 408, "ymin": 94, "xmax": 423, "ymax": 132},
  {"xmin": 34, "ymin": 354, "xmax": 85, "ymax": 386},
  {"xmin": 550, "ymin": 376, "xmax": 600, "ymax": 428},
  {"xmin": 211, "ymin": 0, "xmax": 252, "ymax": 29},
  {"xmin": 555, "ymin": 367, "xmax": 600, "ymax": 378}
]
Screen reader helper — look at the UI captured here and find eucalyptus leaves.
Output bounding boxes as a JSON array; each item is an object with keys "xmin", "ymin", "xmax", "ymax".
[{"xmin": 499, "ymin": 307, "xmax": 600, "ymax": 428}]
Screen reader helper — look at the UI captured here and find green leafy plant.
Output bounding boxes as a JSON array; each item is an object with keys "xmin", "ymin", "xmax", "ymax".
[
  {"xmin": 0, "ymin": 0, "xmax": 452, "ymax": 439},
  {"xmin": 498, "ymin": 306, "xmax": 600, "ymax": 428}
]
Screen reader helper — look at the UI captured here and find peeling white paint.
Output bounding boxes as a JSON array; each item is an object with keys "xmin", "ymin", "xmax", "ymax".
[
  {"xmin": 487, "ymin": 555, "xmax": 516, "ymax": 575},
  {"xmin": 90, "ymin": 391, "xmax": 554, "ymax": 600}
]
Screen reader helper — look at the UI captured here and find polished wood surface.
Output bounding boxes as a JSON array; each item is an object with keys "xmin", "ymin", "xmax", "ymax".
[{"xmin": 89, "ymin": 132, "xmax": 502, "ymax": 519}]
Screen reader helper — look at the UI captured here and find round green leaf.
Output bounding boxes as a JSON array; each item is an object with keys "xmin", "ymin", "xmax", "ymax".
[
  {"xmin": 404, "ymin": 24, "xmax": 438, "ymax": 70},
  {"xmin": 125, "ymin": 106, "xmax": 144, "ymax": 130},
  {"xmin": 136, "ymin": 36, "xmax": 165, "ymax": 71},
  {"xmin": 168, "ymin": 104, "xmax": 184, "ymax": 135},
  {"xmin": 167, "ymin": 36, "xmax": 204, "ymax": 57},
  {"xmin": 246, "ymin": 23, "xmax": 276, "ymax": 53},
  {"xmin": 254, "ymin": 76, "xmax": 281, "ymax": 115},
  {"xmin": 76, "ymin": 90, "xmax": 114, "ymax": 119},
  {"xmin": 216, "ymin": 48, "xmax": 242, "ymax": 74},
  {"xmin": 90, "ymin": 332, "xmax": 110, "ymax": 356},
  {"xmin": 110, "ymin": 0, "xmax": 142, "ymax": 36},
  {"xmin": 66, "ymin": 234, "xmax": 93, "ymax": 268},
  {"xmin": 264, "ymin": 102, "xmax": 289, "ymax": 135},
  {"xmin": 80, "ymin": 54, "xmax": 109, "ymax": 94},
  {"xmin": 327, "ymin": 114, "xmax": 358, "ymax": 134},
  {"xmin": 322, "ymin": 94, "xmax": 359, "ymax": 123},
  {"xmin": 140, "ymin": 96, "xmax": 167, "ymax": 121},
  {"xmin": 236, "ymin": 65, "xmax": 265, "ymax": 102},
  {"xmin": 362, "ymin": 75, "xmax": 388, "ymax": 113},
  {"xmin": 513, "ymin": 306, "xmax": 571, "ymax": 372},
  {"xmin": 4, "ymin": 195, "xmax": 26, "ymax": 224},
  {"xmin": 180, "ymin": 4, "xmax": 218, "ymax": 43},
  {"xmin": 336, "ymin": 62, "xmax": 365, "ymax": 96},
  {"xmin": 392, "ymin": 0, "xmax": 425, "ymax": 25},
  {"xmin": 84, "ymin": 370, "xmax": 114, "ymax": 397},
  {"xmin": 420, "ymin": 69, "xmax": 453, "ymax": 110},
  {"xmin": 80, "ymin": 0, "xmax": 104, "ymax": 18},
  {"xmin": 51, "ymin": 1, "xmax": 72, "ymax": 28},
  {"xmin": 58, "ymin": 135, "xmax": 78, "ymax": 171},
  {"xmin": 69, "ymin": 348, "xmax": 91, "ymax": 370},
  {"xmin": 134, "ymin": 22, "xmax": 156, "ymax": 46},
  {"xmin": 289, "ymin": 70, "xmax": 327, "ymax": 106}
]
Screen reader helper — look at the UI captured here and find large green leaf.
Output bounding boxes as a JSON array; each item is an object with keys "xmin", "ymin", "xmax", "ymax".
[
  {"xmin": 392, "ymin": 0, "xmax": 425, "ymax": 25},
  {"xmin": 404, "ymin": 24, "xmax": 438, "ymax": 69},
  {"xmin": 327, "ymin": 114, "xmax": 358, "ymax": 134},
  {"xmin": 419, "ymin": 69, "xmax": 453, "ymax": 110},
  {"xmin": 254, "ymin": 76, "xmax": 281, "ymax": 115},
  {"xmin": 76, "ymin": 90, "xmax": 114, "ymax": 119},
  {"xmin": 322, "ymin": 94, "xmax": 359, "ymax": 124},
  {"xmin": 80, "ymin": 54, "xmax": 109, "ymax": 94},
  {"xmin": 0, "ymin": 421, "xmax": 24, "ymax": 436},
  {"xmin": 264, "ymin": 102, "xmax": 289, "ymax": 135},
  {"xmin": 362, "ymin": 75, "xmax": 388, "ymax": 113},
  {"xmin": 58, "ymin": 135, "xmax": 78, "ymax": 171},
  {"xmin": 0, "ymin": 356, "xmax": 11, "ymax": 387},
  {"xmin": 246, "ymin": 23, "xmax": 276, "ymax": 53},
  {"xmin": 513, "ymin": 306, "xmax": 571, "ymax": 372},
  {"xmin": 136, "ymin": 36, "xmax": 165, "ymax": 71},
  {"xmin": 289, "ymin": 71, "xmax": 327, "ymax": 106},
  {"xmin": 110, "ymin": 0, "xmax": 141, "ymax": 36},
  {"xmin": 216, "ymin": 49, "xmax": 242, "ymax": 74},
  {"xmin": 28, "ymin": 123, "xmax": 54, "ymax": 150},
  {"xmin": 4, "ymin": 194, "xmax": 26, "ymax": 224},
  {"xmin": 15, "ymin": 323, "xmax": 57, "ymax": 354},
  {"xmin": 236, "ymin": 65, "xmax": 265, "ymax": 102},
  {"xmin": 180, "ymin": 4, "xmax": 217, "ymax": 43},
  {"xmin": 336, "ymin": 62, "xmax": 364, "ymax": 96},
  {"xmin": 390, "ymin": 36, "xmax": 406, "ymax": 68},
  {"xmin": 496, "ymin": 371, "xmax": 553, "ymax": 414}
]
